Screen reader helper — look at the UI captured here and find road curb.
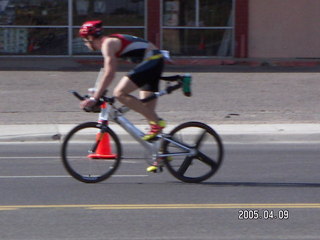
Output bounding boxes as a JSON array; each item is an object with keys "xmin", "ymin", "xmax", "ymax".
[{"xmin": 1, "ymin": 123, "xmax": 320, "ymax": 144}]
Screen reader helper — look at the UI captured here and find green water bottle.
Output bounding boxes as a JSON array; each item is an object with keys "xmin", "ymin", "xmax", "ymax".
[{"xmin": 182, "ymin": 73, "xmax": 192, "ymax": 97}]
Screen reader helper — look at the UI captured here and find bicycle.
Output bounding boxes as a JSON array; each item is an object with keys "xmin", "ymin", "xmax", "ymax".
[{"xmin": 61, "ymin": 74, "xmax": 224, "ymax": 183}]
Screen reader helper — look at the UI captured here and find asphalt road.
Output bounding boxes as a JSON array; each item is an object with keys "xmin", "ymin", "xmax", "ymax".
[
  {"xmin": 1, "ymin": 142, "xmax": 320, "ymax": 240},
  {"xmin": 1, "ymin": 59, "xmax": 320, "ymax": 240}
]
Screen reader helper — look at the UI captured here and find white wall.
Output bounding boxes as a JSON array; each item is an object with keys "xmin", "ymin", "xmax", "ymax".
[{"xmin": 248, "ymin": 0, "xmax": 320, "ymax": 58}]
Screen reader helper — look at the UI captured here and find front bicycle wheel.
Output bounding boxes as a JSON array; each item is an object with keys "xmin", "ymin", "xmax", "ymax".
[
  {"xmin": 61, "ymin": 122, "xmax": 122, "ymax": 183},
  {"xmin": 162, "ymin": 121, "xmax": 223, "ymax": 183}
]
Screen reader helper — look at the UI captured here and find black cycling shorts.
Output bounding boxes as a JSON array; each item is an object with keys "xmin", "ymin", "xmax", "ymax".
[{"xmin": 127, "ymin": 51, "xmax": 164, "ymax": 92}]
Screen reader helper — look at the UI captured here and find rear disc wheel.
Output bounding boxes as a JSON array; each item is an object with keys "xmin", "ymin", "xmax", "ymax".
[{"xmin": 162, "ymin": 122, "xmax": 223, "ymax": 183}]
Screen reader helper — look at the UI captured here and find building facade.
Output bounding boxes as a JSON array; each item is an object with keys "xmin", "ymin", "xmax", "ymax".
[
  {"xmin": 248, "ymin": 0, "xmax": 320, "ymax": 58},
  {"xmin": 0, "ymin": 0, "xmax": 318, "ymax": 59}
]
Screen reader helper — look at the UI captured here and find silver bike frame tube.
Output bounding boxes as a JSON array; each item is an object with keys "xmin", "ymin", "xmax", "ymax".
[
  {"xmin": 114, "ymin": 115, "xmax": 193, "ymax": 158},
  {"xmin": 115, "ymin": 115, "xmax": 155, "ymax": 153},
  {"xmin": 157, "ymin": 135, "xmax": 195, "ymax": 158},
  {"xmin": 161, "ymin": 135, "xmax": 192, "ymax": 152}
]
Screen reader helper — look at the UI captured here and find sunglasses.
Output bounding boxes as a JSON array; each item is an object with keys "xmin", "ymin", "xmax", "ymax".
[{"xmin": 83, "ymin": 39, "xmax": 93, "ymax": 43}]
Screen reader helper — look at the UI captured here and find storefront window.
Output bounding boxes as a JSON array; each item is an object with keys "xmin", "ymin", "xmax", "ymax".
[
  {"xmin": 163, "ymin": 28, "xmax": 232, "ymax": 56},
  {"xmin": 0, "ymin": 0, "xmax": 68, "ymax": 25},
  {"xmin": 0, "ymin": 0, "xmax": 236, "ymax": 57},
  {"xmin": 0, "ymin": 0, "xmax": 145, "ymax": 55},
  {"xmin": 163, "ymin": 0, "xmax": 195, "ymax": 26},
  {"xmin": 200, "ymin": 0, "xmax": 233, "ymax": 26},
  {"xmin": 73, "ymin": 0, "xmax": 145, "ymax": 26},
  {"xmin": 163, "ymin": 0, "xmax": 233, "ymax": 56},
  {"xmin": 0, "ymin": 27, "xmax": 68, "ymax": 55}
]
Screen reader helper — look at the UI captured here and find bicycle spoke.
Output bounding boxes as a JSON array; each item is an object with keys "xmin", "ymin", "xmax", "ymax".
[
  {"xmin": 177, "ymin": 156, "xmax": 193, "ymax": 176},
  {"xmin": 197, "ymin": 151, "xmax": 218, "ymax": 169},
  {"xmin": 195, "ymin": 130, "xmax": 207, "ymax": 149}
]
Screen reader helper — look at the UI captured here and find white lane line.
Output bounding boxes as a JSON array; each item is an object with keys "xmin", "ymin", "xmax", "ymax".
[
  {"xmin": 0, "ymin": 175, "xmax": 70, "ymax": 178},
  {"xmin": 0, "ymin": 156, "xmax": 58, "ymax": 159},
  {"xmin": 0, "ymin": 175, "xmax": 148, "ymax": 179},
  {"xmin": 0, "ymin": 157, "xmax": 142, "ymax": 164}
]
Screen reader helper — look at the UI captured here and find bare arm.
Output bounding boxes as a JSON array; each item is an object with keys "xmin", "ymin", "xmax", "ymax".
[
  {"xmin": 80, "ymin": 37, "xmax": 120, "ymax": 109},
  {"xmin": 93, "ymin": 38, "xmax": 120, "ymax": 99}
]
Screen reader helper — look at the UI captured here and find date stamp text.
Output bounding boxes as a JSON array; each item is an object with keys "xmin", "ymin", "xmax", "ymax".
[{"xmin": 238, "ymin": 209, "xmax": 289, "ymax": 220}]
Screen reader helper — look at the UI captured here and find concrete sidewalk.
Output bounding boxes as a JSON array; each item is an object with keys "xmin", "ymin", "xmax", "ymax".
[{"xmin": 1, "ymin": 123, "xmax": 320, "ymax": 144}]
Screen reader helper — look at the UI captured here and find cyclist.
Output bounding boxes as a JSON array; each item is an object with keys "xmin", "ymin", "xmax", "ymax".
[{"xmin": 79, "ymin": 20, "xmax": 166, "ymax": 143}]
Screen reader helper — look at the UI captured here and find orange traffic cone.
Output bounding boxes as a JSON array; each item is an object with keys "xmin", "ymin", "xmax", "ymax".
[{"xmin": 87, "ymin": 132, "xmax": 117, "ymax": 159}]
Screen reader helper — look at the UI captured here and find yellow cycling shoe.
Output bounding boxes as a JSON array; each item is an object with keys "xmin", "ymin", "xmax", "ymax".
[
  {"xmin": 158, "ymin": 119, "xmax": 167, "ymax": 128},
  {"xmin": 146, "ymin": 156, "xmax": 173, "ymax": 173},
  {"xmin": 146, "ymin": 165, "xmax": 159, "ymax": 173},
  {"xmin": 142, "ymin": 119, "xmax": 166, "ymax": 141}
]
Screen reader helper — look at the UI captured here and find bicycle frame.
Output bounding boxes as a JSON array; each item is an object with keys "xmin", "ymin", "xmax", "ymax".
[{"xmin": 100, "ymin": 96, "xmax": 195, "ymax": 162}]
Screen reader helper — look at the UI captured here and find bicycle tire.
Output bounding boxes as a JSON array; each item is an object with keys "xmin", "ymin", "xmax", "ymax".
[
  {"xmin": 61, "ymin": 122, "xmax": 122, "ymax": 183},
  {"xmin": 162, "ymin": 121, "xmax": 223, "ymax": 183}
]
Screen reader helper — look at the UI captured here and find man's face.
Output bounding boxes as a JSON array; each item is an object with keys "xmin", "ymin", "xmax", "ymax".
[{"xmin": 83, "ymin": 36, "xmax": 96, "ymax": 51}]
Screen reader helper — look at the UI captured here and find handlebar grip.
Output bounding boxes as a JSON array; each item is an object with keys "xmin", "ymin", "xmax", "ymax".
[{"xmin": 69, "ymin": 90, "xmax": 100, "ymax": 113}]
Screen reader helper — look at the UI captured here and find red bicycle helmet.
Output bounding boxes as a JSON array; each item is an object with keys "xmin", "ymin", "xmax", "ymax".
[{"xmin": 79, "ymin": 20, "xmax": 103, "ymax": 38}]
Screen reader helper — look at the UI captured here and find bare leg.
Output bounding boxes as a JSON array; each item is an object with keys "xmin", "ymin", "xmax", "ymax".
[
  {"xmin": 139, "ymin": 90, "xmax": 157, "ymax": 112},
  {"xmin": 113, "ymin": 76, "xmax": 159, "ymax": 122}
]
